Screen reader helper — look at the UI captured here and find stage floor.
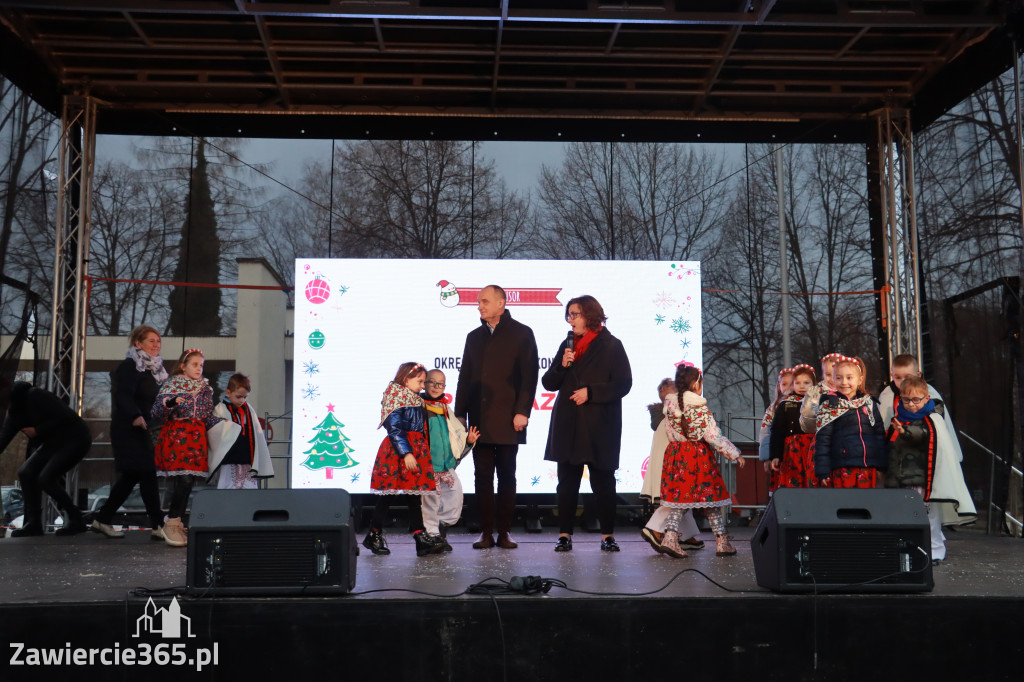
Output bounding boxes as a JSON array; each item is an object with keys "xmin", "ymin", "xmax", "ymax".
[{"xmin": 1, "ymin": 522, "xmax": 1022, "ymax": 604}]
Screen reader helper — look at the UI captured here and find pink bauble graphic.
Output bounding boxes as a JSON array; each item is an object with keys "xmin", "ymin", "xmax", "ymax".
[
  {"xmin": 641, "ymin": 456, "xmax": 650, "ymax": 479},
  {"xmin": 305, "ymin": 277, "xmax": 331, "ymax": 304}
]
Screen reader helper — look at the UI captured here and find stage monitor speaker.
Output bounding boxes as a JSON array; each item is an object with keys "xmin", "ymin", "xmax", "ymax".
[
  {"xmin": 186, "ymin": 488, "xmax": 357, "ymax": 596},
  {"xmin": 750, "ymin": 488, "xmax": 933, "ymax": 593}
]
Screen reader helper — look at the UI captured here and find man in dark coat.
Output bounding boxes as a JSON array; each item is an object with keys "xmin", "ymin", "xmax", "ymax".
[
  {"xmin": 0, "ymin": 381, "xmax": 91, "ymax": 536},
  {"xmin": 454, "ymin": 285, "xmax": 539, "ymax": 549}
]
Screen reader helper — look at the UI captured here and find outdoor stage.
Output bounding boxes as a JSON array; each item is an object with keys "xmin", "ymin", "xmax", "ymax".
[{"xmin": 1, "ymin": 524, "xmax": 1022, "ymax": 681}]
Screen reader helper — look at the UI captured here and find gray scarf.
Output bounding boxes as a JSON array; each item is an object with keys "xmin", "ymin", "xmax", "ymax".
[{"xmin": 127, "ymin": 346, "xmax": 168, "ymax": 384}]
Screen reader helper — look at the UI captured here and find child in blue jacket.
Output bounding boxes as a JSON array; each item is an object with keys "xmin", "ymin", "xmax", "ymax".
[{"xmin": 814, "ymin": 356, "xmax": 887, "ymax": 488}]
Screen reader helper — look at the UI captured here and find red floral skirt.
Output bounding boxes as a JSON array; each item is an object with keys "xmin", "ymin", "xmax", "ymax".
[
  {"xmin": 774, "ymin": 433, "xmax": 819, "ymax": 490},
  {"xmin": 660, "ymin": 440, "xmax": 731, "ymax": 508},
  {"xmin": 155, "ymin": 418, "xmax": 209, "ymax": 476},
  {"xmin": 820, "ymin": 466, "xmax": 878, "ymax": 489},
  {"xmin": 370, "ymin": 430, "xmax": 435, "ymax": 494}
]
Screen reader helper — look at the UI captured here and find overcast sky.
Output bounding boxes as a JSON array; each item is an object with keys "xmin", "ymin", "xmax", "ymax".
[{"xmin": 97, "ymin": 135, "xmax": 563, "ymax": 197}]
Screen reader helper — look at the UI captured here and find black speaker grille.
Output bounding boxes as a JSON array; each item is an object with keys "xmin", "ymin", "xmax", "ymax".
[
  {"xmin": 197, "ymin": 531, "xmax": 341, "ymax": 588},
  {"xmin": 786, "ymin": 529, "xmax": 925, "ymax": 585}
]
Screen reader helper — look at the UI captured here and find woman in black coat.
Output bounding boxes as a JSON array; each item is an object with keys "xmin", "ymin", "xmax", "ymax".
[
  {"xmin": 542, "ymin": 295, "xmax": 632, "ymax": 552},
  {"xmin": 90, "ymin": 325, "xmax": 167, "ymax": 539}
]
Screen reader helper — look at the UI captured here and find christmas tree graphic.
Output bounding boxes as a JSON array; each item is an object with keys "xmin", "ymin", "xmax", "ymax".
[{"xmin": 301, "ymin": 403, "xmax": 358, "ymax": 478}]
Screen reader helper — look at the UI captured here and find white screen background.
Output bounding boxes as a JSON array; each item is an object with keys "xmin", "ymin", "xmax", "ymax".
[{"xmin": 292, "ymin": 259, "xmax": 702, "ymax": 494}]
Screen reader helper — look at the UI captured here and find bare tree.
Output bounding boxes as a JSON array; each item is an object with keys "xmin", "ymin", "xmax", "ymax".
[
  {"xmin": 87, "ymin": 160, "xmax": 181, "ymax": 335},
  {"xmin": 702, "ymin": 174, "xmax": 784, "ymax": 415},
  {"xmin": 537, "ymin": 142, "xmax": 731, "ymax": 261},
  {"xmin": 0, "ymin": 77, "xmax": 58, "ymax": 332},
  {"xmin": 328, "ymin": 139, "xmax": 532, "ymax": 259}
]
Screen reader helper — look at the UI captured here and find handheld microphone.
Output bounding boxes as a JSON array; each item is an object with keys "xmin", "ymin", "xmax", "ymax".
[{"xmin": 566, "ymin": 331, "xmax": 575, "ymax": 366}]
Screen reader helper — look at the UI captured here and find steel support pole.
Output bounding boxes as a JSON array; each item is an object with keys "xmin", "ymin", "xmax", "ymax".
[
  {"xmin": 46, "ymin": 94, "xmax": 97, "ymax": 525},
  {"xmin": 875, "ymin": 107, "xmax": 922, "ymax": 365},
  {"xmin": 47, "ymin": 95, "xmax": 97, "ymax": 411}
]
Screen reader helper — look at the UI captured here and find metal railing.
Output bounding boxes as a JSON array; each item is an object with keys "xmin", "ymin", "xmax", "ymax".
[
  {"xmin": 960, "ymin": 431, "xmax": 1023, "ymax": 536},
  {"xmin": 262, "ymin": 411, "xmax": 293, "ymax": 489}
]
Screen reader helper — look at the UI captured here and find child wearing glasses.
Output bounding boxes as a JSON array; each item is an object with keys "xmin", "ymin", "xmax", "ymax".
[
  {"xmin": 878, "ymin": 354, "xmax": 962, "ymax": 457},
  {"xmin": 421, "ymin": 369, "xmax": 479, "ymax": 551},
  {"xmin": 884, "ymin": 376, "xmax": 975, "ymax": 562},
  {"xmin": 813, "ymin": 357, "xmax": 887, "ymax": 489}
]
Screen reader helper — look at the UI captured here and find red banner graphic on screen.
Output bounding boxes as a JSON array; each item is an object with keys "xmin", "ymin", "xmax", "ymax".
[
  {"xmin": 436, "ymin": 280, "xmax": 561, "ymax": 307},
  {"xmin": 457, "ymin": 287, "xmax": 562, "ymax": 306}
]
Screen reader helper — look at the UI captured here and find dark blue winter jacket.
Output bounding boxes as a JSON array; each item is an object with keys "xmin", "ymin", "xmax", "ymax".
[{"xmin": 813, "ymin": 393, "xmax": 887, "ymax": 478}]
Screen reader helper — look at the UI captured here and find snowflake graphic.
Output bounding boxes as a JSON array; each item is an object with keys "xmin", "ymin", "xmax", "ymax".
[
  {"xmin": 652, "ymin": 291, "xmax": 676, "ymax": 309},
  {"xmin": 302, "ymin": 360, "xmax": 320, "ymax": 376},
  {"xmin": 350, "ymin": 472, "xmax": 360, "ymax": 483},
  {"xmin": 671, "ymin": 317, "xmax": 691, "ymax": 334},
  {"xmin": 338, "ymin": 284, "xmax": 349, "ymax": 295},
  {"xmin": 654, "ymin": 314, "xmax": 666, "ymax": 325},
  {"xmin": 531, "ymin": 476, "xmax": 540, "ymax": 487},
  {"xmin": 302, "ymin": 383, "xmax": 320, "ymax": 401},
  {"xmin": 681, "ymin": 338, "xmax": 691, "ymax": 349}
]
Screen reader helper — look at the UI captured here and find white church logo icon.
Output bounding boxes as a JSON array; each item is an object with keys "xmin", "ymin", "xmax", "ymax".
[{"xmin": 133, "ymin": 597, "xmax": 196, "ymax": 638}]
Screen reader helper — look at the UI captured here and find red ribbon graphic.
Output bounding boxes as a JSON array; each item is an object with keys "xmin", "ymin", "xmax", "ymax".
[{"xmin": 456, "ymin": 287, "xmax": 562, "ymax": 306}]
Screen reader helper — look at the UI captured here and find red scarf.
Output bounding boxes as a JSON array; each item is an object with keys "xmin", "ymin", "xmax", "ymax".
[{"xmin": 573, "ymin": 328, "xmax": 601, "ymax": 359}]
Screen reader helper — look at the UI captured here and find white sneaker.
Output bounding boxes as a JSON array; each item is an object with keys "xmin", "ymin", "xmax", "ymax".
[
  {"xmin": 90, "ymin": 520, "xmax": 125, "ymax": 539},
  {"xmin": 151, "ymin": 526, "xmax": 166, "ymax": 541}
]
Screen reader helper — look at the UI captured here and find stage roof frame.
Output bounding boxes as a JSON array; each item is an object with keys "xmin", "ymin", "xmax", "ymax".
[{"xmin": 1, "ymin": 1, "xmax": 1023, "ymax": 143}]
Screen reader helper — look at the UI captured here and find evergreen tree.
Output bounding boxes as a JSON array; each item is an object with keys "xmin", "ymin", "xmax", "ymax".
[
  {"xmin": 301, "ymin": 407, "xmax": 358, "ymax": 472},
  {"xmin": 167, "ymin": 138, "xmax": 222, "ymax": 336}
]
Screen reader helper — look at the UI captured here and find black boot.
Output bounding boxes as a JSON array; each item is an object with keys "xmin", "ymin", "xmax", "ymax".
[
  {"xmin": 438, "ymin": 522, "xmax": 453, "ymax": 551},
  {"xmin": 362, "ymin": 527, "xmax": 390, "ymax": 555},
  {"xmin": 55, "ymin": 509, "xmax": 88, "ymax": 536},
  {"xmin": 414, "ymin": 531, "xmax": 444, "ymax": 557},
  {"xmin": 10, "ymin": 522, "xmax": 45, "ymax": 537}
]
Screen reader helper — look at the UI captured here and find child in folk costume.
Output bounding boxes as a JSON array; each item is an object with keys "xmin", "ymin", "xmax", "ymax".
[
  {"xmin": 421, "ymin": 369, "xmax": 479, "ymax": 552},
  {"xmin": 758, "ymin": 368, "xmax": 794, "ymax": 485},
  {"xmin": 210, "ymin": 373, "xmax": 274, "ymax": 489},
  {"xmin": 363, "ymin": 362, "xmax": 444, "ymax": 557},
  {"xmin": 640, "ymin": 377, "xmax": 704, "ymax": 554},
  {"xmin": 640, "ymin": 379, "xmax": 676, "ymax": 507},
  {"xmin": 657, "ymin": 364, "xmax": 745, "ymax": 558},
  {"xmin": 799, "ymin": 352, "xmax": 844, "ymax": 433},
  {"xmin": 768, "ymin": 365, "xmax": 819, "ymax": 489},
  {"xmin": 878, "ymin": 354, "xmax": 963, "ymax": 462},
  {"xmin": 885, "ymin": 376, "xmax": 976, "ymax": 562},
  {"xmin": 151, "ymin": 349, "xmax": 227, "ymax": 548},
  {"xmin": 813, "ymin": 357, "xmax": 887, "ymax": 489}
]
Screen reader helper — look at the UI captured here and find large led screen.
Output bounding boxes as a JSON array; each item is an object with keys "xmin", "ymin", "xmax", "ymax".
[{"xmin": 292, "ymin": 259, "xmax": 702, "ymax": 494}]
